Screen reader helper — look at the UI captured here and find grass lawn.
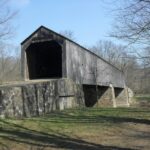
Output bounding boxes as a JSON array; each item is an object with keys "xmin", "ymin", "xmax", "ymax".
[
  {"xmin": 0, "ymin": 107, "xmax": 150, "ymax": 150},
  {"xmin": 135, "ymin": 94, "xmax": 150, "ymax": 101},
  {"xmin": 134, "ymin": 94, "xmax": 150, "ymax": 107}
]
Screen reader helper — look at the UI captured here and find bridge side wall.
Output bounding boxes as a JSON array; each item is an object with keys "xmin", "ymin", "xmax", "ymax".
[{"xmin": 66, "ymin": 40, "xmax": 125, "ymax": 88}]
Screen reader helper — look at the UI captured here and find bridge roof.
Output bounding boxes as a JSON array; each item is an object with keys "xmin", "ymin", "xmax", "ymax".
[{"xmin": 21, "ymin": 25, "xmax": 122, "ymax": 73}]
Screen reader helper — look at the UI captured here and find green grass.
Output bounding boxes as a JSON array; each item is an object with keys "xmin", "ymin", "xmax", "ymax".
[
  {"xmin": 0, "ymin": 107, "xmax": 150, "ymax": 150},
  {"xmin": 135, "ymin": 94, "xmax": 150, "ymax": 101}
]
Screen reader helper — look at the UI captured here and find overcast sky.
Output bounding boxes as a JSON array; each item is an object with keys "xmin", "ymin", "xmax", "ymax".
[{"xmin": 10, "ymin": 0, "xmax": 120, "ymax": 47}]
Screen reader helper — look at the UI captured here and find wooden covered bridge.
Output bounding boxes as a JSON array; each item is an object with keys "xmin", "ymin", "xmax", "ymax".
[
  {"xmin": 0, "ymin": 26, "xmax": 129, "ymax": 118},
  {"xmin": 21, "ymin": 26, "xmax": 129, "ymax": 108}
]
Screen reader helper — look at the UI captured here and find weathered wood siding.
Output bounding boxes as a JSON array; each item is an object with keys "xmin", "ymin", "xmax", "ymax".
[
  {"xmin": 66, "ymin": 40, "xmax": 125, "ymax": 88},
  {"xmin": 21, "ymin": 26, "xmax": 125, "ymax": 88}
]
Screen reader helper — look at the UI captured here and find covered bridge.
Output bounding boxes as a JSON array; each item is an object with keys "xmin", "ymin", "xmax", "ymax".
[
  {"xmin": 21, "ymin": 26, "xmax": 124, "ymax": 87},
  {"xmin": 0, "ymin": 26, "xmax": 129, "ymax": 118},
  {"xmin": 21, "ymin": 26, "xmax": 129, "ymax": 108}
]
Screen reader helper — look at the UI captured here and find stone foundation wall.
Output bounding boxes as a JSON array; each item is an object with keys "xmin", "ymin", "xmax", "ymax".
[
  {"xmin": 0, "ymin": 79, "xmax": 130, "ymax": 118},
  {"xmin": 0, "ymin": 79, "xmax": 84, "ymax": 118}
]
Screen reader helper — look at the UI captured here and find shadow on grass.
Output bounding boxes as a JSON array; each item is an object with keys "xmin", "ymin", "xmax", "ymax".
[
  {"xmin": 61, "ymin": 107, "xmax": 150, "ymax": 116},
  {"xmin": 0, "ymin": 141, "xmax": 10, "ymax": 150},
  {"xmin": 0, "ymin": 119, "xmax": 136, "ymax": 150},
  {"xmin": 135, "ymin": 96, "xmax": 150, "ymax": 101},
  {"xmin": 28, "ymin": 111, "xmax": 150, "ymax": 125},
  {"xmin": 96, "ymin": 115, "xmax": 150, "ymax": 125}
]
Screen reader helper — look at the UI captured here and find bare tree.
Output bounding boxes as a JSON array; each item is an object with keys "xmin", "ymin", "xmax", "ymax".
[
  {"xmin": 0, "ymin": 0, "xmax": 17, "ymax": 41},
  {"xmin": 110, "ymin": 0, "xmax": 150, "ymax": 46},
  {"xmin": 107, "ymin": 0, "xmax": 150, "ymax": 93},
  {"xmin": 59, "ymin": 30, "xmax": 76, "ymax": 41},
  {"xmin": 0, "ymin": 44, "xmax": 21, "ymax": 83},
  {"xmin": 0, "ymin": 0, "xmax": 19, "ymax": 83},
  {"xmin": 143, "ymin": 47, "xmax": 150, "ymax": 66},
  {"xmin": 90, "ymin": 40, "xmax": 129, "ymax": 71},
  {"xmin": 90, "ymin": 40, "xmax": 150, "ymax": 93}
]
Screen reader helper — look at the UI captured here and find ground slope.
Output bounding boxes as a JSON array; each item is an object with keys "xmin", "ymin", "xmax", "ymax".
[{"xmin": 0, "ymin": 107, "xmax": 150, "ymax": 150}]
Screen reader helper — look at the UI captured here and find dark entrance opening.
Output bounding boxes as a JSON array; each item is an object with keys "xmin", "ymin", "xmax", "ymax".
[
  {"xmin": 83, "ymin": 85, "xmax": 108, "ymax": 107},
  {"xmin": 26, "ymin": 41, "xmax": 62, "ymax": 79},
  {"xmin": 114, "ymin": 87, "xmax": 124, "ymax": 98}
]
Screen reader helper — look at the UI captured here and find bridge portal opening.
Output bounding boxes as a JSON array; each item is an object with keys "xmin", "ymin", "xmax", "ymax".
[{"xmin": 26, "ymin": 41, "xmax": 62, "ymax": 79}]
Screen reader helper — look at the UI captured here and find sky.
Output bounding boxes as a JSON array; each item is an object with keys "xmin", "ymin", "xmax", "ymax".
[{"xmin": 9, "ymin": 0, "xmax": 119, "ymax": 47}]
